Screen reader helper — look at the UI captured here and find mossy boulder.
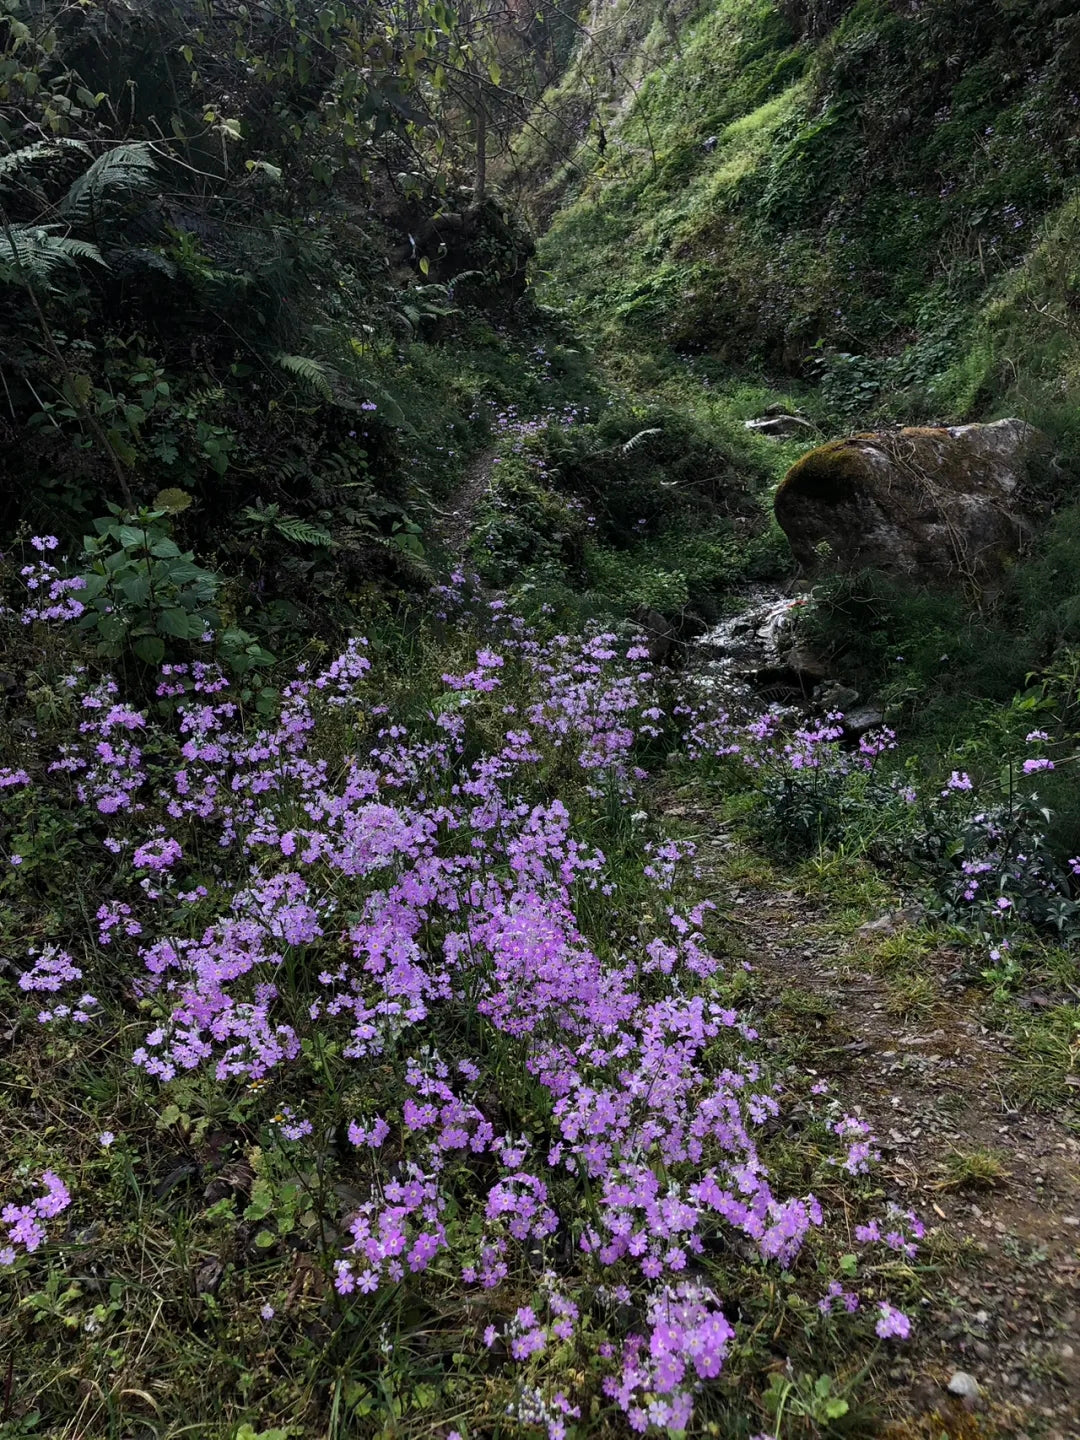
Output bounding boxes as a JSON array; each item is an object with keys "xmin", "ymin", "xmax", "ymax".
[{"xmin": 774, "ymin": 420, "xmax": 1050, "ymax": 590}]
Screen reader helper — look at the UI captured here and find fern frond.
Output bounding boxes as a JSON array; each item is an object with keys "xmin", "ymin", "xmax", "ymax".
[
  {"xmin": 239, "ymin": 503, "xmax": 331, "ymax": 547},
  {"xmin": 273, "ymin": 353, "xmax": 335, "ymax": 401},
  {"xmin": 0, "ymin": 139, "xmax": 89, "ymax": 186},
  {"xmin": 0, "ymin": 226, "xmax": 106, "ymax": 288},
  {"xmin": 622, "ymin": 428, "xmax": 662, "ymax": 454},
  {"xmin": 60, "ymin": 142, "xmax": 157, "ymax": 229},
  {"xmin": 373, "ymin": 534, "xmax": 434, "ymax": 585},
  {"xmin": 274, "ymin": 516, "xmax": 333, "ymax": 547}
]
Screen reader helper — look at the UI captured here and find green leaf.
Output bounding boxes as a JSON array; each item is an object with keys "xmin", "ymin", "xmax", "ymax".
[
  {"xmin": 244, "ymin": 1181, "xmax": 273, "ymax": 1223},
  {"xmin": 158, "ymin": 608, "xmax": 201, "ymax": 639},
  {"xmin": 119, "ymin": 573, "xmax": 151, "ymax": 605},
  {"xmin": 246, "ymin": 159, "xmax": 283, "ymax": 182},
  {"xmin": 154, "ymin": 488, "xmax": 193, "ymax": 515},
  {"xmin": 79, "ymin": 572, "xmax": 108, "ymax": 600},
  {"xmin": 97, "ymin": 614, "xmax": 127, "ymax": 644},
  {"xmin": 134, "ymin": 634, "xmax": 165, "ymax": 666},
  {"xmin": 65, "ymin": 373, "xmax": 93, "ymax": 408},
  {"xmin": 107, "ymin": 429, "xmax": 137, "ymax": 467}
]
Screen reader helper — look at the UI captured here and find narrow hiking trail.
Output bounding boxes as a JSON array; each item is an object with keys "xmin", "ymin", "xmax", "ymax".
[
  {"xmin": 433, "ymin": 448, "xmax": 499, "ymax": 563},
  {"xmin": 664, "ymin": 788, "xmax": 1080, "ymax": 1438}
]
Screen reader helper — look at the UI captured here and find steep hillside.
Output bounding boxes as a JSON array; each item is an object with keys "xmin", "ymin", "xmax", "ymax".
[{"xmin": 529, "ymin": 0, "xmax": 1080, "ymax": 446}]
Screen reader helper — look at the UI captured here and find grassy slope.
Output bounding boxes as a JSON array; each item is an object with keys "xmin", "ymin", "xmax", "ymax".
[{"xmin": 531, "ymin": 0, "xmax": 1080, "ymax": 446}]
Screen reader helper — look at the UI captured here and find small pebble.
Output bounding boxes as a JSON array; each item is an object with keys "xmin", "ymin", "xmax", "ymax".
[{"xmin": 947, "ymin": 1371, "xmax": 981, "ymax": 1401}]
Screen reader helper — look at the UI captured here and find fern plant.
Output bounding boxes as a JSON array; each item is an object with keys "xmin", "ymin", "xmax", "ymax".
[
  {"xmin": 59, "ymin": 142, "xmax": 157, "ymax": 230},
  {"xmin": 0, "ymin": 226, "xmax": 105, "ymax": 289},
  {"xmin": 0, "ymin": 138, "xmax": 88, "ymax": 182},
  {"xmin": 273, "ymin": 353, "xmax": 336, "ymax": 401},
  {"xmin": 0, "ymin": 139, "xmax": 156, "ymax": 289},
  {"xmin": 238, "ymin": 502, "xmax": 332, "ymax": 548}
]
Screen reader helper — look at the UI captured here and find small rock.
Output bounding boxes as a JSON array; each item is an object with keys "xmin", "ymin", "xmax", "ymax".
[
  {"xmin": 744, "ymin": 414, "xmax": 817, "ymax": 440},
  {"xmin": 634, "ymin": 605, "xmax": 677, "ymax": 663},
  {"xmin": 779, "ymin": 644, "xmax": 827, "ymax": 682},
  {"xmin": 195, "ymin": 1258, "xmax": 225, "ymax": 1296},
  {"xmin": 857, "ymin": 905, "xmax": 926, "ymax": 939},
  {"xmin": 818, "ymin": 682, "xmax": 860, "ymax": 709},
  {"xmin": 842, "ymin": 705, "xmax": 885, "ymax": 736},
  {"xmin": 947, "ymin": 1371, "xmax": 981, "ymax": 1402}
]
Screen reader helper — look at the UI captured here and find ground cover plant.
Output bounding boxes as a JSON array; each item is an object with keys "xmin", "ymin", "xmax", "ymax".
[{"xmin": 0, "ymin": 554, "xmax": 936, "ymax": 1439}]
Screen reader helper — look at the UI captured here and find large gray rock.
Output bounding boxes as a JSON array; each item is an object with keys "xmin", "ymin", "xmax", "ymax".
[{"xmin": 774, "ymin": 420, "xmax": 1050, "ymax": 589}]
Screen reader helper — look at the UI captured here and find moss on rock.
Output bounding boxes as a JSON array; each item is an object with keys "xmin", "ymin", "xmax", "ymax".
[{"xmin": 774, "ymin": 420, "xmax": 1050, "ymax": 591}]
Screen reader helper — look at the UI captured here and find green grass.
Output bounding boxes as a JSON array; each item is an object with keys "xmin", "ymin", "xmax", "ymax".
[
  {"xmin": 1006, "ymin": 1004, "xmax": 1080, "ymax": 1119},
  {"xmin": 884, "ymin": 973, "xmax": 938, "ymax": 1020},
  {"xmin": 529, "ymin": 0, "xmax": 1080, "ymax": 447},
  {"xmin": 938, "ymin": 1148, "xmax": 1011, "ymax": 1192}
]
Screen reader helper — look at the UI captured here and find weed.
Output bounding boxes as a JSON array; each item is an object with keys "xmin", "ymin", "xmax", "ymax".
[
  {"xmin": 938, "ymin": 1148, "xmax": 1011, "ymax": 1191},
  {"xmin": 1006, "ymin": 1005, "xmax": 1080, "ymax": 1116},
  {"xmin": 885, "ymin": 974, "xmax": 938, "ymax": 1019}
]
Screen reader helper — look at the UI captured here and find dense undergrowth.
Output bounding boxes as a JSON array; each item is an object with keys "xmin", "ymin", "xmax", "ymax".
[
  {"xmin": 519, "ymin": 0, "xmax": 1080, "ymax": 853},
  {"xmin": 530, "ymin": 0, "xmax": 1080, "ymax": 444},
  {"xmin": 4, "ymin": 0, "xmax": 1080, "ymax": 1436}
]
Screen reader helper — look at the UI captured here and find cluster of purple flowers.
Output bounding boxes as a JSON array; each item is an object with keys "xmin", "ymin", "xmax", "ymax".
[
  {"xmin": 3, "ymin": 563, "xmax": 919, "ymax": 1431},
  {"xmin": 18, "ymin": 947, "xmax": 99, "ymax": 1024},
  {"xmin": 679, "ymin": 673, "xmax": 1080, "ymax": 968},
  {"xmin": 17, "ymin": 536, "xmax": 87, "ymax": 624},
  {"xmin": 681, "ymin": 700, "xmax": 897, "ymax": 779},
  {"xmin": 49, "ymin": 678, "xmax": 146, "ymax": 815},
  {"xmin": 0, "ymin": 1172, "xmax": 71, "ymax": 1267}
]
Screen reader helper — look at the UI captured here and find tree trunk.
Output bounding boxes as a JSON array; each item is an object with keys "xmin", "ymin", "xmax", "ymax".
[{"xmin": 473, "ymin": 90, "xmax": 487, "ymax": 204}]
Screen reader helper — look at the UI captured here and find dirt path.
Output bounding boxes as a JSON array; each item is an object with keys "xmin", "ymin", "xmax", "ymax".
[
  {"xmin": 432, "ymin": 447, "xmax": 498, "ymax": 562},
  {"xmin": 730, "ymin": 874, "xmax": 1080, "ymax": 1438}
]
